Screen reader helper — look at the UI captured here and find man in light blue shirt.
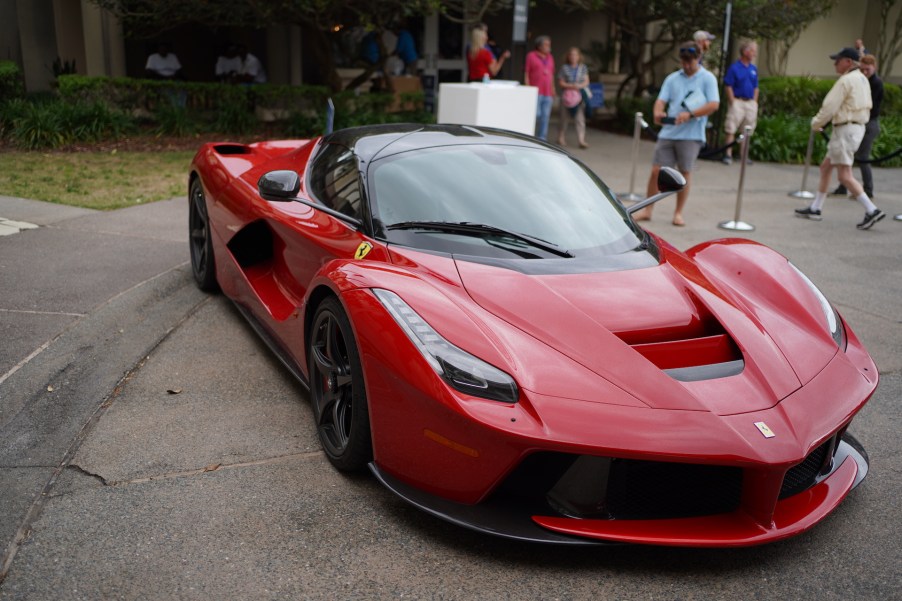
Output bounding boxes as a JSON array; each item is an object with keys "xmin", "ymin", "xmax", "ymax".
[{"xmin": 634, "ymin": 41, "xmax": 720, "ymax": 226}]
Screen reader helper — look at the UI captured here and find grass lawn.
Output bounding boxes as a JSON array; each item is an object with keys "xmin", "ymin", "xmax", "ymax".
[{"xmin": 0, "ymin": 149, "xmax": 195, "ymax": 210}]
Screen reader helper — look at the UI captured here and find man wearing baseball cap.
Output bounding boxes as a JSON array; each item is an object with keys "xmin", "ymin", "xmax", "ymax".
[
  {"xmin": 693, "ymin": 30, "xmax": 715, "ymax": 63},
  {"xmin": 795, "ymin": 47, "xmax": 885, "ymax": 229},
  {"xmin": 634, "ymin": 41, "xmax": 719, "ymax": 226}
]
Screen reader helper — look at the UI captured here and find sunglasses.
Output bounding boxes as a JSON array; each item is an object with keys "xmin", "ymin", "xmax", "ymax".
[{"xmin": 679, "ymin": 48, "xmax": 698, "ymax": 58}]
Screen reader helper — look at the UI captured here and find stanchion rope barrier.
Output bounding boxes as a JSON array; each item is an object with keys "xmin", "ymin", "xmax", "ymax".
[
  {"xmin": 860, "ymin": 147, "xmax": 902, "ymax": 164},
  {"xmin": 698, "ymin": 138, "xmax": 744, "ymax": 159},
  {"xmin": 639, "ymin": 120, "xmax": 658, "ymax": 141},
  {"xmin": 638, "ymin": 120, "xmax": 744, "ymax": 158}
]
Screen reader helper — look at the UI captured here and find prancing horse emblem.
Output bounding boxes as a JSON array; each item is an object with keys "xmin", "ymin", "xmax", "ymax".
[
  {"xmin": 754, "ymin": 421, "xmax": 776, "ymax": 438},
  {"xmin": 354, "ymin": 242, "xmax": 373, "ymax": 259}
]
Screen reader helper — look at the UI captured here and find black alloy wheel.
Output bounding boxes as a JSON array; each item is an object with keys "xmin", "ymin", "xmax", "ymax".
[
  {"xmin": 308, "ymin": 297, "xmax": 372, "ymax": 471},
  {"xmin": 189, "ymin": 179, "xmax": 218, "ymax": 291}
]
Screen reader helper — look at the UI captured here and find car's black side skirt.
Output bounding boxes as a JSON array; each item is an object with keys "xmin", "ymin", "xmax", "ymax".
[{"xmin": 232, "ymin": 301, "xmax": 310, "ymax": 390}]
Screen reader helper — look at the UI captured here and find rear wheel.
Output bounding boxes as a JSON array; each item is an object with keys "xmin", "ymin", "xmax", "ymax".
[
  {"xmin": 188, "ymin": 179, "xmax": 218, "ymax": 291},
  {"xmin": 308, "ymin": 297, "xmax": 372, "ymax": 471}
]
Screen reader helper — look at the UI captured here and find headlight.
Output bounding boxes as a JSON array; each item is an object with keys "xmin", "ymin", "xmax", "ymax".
[
  {"xmin": 373, "ymin": 289, "xmax": 519, "ymax": 403},
  {"xmin": 788, "ymin": 262, "xmax": 846, "ymax": 349}
]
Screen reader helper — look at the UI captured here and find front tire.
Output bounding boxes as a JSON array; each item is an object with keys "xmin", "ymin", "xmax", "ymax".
[
  {"xmin": 188, "ymin": 179, "xmax": 218, "ymax": 292},
  {"xmin": 308, "ymin": 297, "xmax": 372, "ymax": 471}
]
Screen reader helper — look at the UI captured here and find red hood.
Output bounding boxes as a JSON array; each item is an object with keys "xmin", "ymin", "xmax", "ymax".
[{"xmin": 455, "ymin": 258, "xmax": 803, "ymax": 415}]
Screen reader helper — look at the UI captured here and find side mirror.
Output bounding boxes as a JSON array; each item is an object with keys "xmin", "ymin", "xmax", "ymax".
[
  {"xmin": 627, "ymin": 166, "xmax": 687, "ymax": 215},
  {"xmin": 258, "ymin": 170, "xmax": 364, "ymax": 230},
  {"xmin": 656, "ymin": 166, "xmax": 686, "ymax": 192},
  {"xmin": 258, "ymin": 170, "xmax": 301, "ymax": 201}
]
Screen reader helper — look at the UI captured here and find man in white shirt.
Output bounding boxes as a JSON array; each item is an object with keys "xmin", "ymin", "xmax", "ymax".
[
  {"xmin": 237, "ymin": 45, "xmax": 267, "ymax": 84},
  {"xmin": 795, "ymin": 47, "xmax": 884, "ymax": 229},
  {"xmin": 145, "ymin": 43, "xmax": 182, "ymax": 80},
  {"xmin": 215, "ymin": 44, "xmax": 242, "ymax": 82}
]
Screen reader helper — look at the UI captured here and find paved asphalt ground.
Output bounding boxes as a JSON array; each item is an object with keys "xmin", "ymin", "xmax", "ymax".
[{"xmin": 0, "ymin": 129, "xmax": 900, "ymax": 600}]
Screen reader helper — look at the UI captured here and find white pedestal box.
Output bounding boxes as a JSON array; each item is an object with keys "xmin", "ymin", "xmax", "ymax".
[{"xmin": 437, "ymin": 82, "xmax": 538, "ymax": 136}]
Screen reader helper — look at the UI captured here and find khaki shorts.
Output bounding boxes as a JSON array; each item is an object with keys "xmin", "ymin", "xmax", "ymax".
[
  {"xmin": 724, "ymin": 99, "xmax": 758, "ymax": 135},
  {"xmin": 827, "ymin": 123, "xmax": 865, "ymax": 166}
]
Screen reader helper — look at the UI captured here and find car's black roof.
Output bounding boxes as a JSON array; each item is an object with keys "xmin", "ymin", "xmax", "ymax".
[{"xmin": 320, "ymin": 123, "xmax": 562, "ymax": 163}]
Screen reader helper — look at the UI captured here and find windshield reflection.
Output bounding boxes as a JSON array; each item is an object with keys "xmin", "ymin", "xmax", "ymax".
[{"xmin": 369, "ymin": 145, "xmax": 641, "ymax": 256}]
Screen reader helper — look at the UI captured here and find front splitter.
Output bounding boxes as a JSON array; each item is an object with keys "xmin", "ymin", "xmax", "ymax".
[{"xmin": 369, "ymin": 433, "xmax": 869, "ymax": 546}]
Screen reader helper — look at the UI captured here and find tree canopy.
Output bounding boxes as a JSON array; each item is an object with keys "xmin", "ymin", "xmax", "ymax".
[
  {"xmin": 92, "ymin": 0, "xmax": 839, "ymax": 94},
  {"xmin": 91, "ymin": 0, "xmax": 512, "ymax": 90}
]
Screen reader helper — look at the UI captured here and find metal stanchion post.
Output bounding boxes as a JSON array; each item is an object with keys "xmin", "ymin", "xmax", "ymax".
[
  {"xmin": 618, "ymin": 112, "xmax": 645, "ymax": 202},
  {"xmin": 719, "ymin": 125, "xmax": 755, "ymax": 231},
  {"xmin": 789, "ymin": 129, "xmax": 816, "ymax": 199}
]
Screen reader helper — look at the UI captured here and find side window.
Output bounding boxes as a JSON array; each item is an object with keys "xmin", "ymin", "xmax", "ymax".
[{"xmin": 308, "ymin": 143, "xmax": 363, "ymax": 220}]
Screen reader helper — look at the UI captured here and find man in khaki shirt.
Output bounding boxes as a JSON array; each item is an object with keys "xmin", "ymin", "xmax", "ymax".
[{"xmin": 795, "ymin": 47, "xmax": 885, "ymax": 229}]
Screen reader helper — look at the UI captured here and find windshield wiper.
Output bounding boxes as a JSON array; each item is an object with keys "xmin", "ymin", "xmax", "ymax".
[{"xmin": 386, "ymin": 221, "xmax": 573, "ymax": 258}]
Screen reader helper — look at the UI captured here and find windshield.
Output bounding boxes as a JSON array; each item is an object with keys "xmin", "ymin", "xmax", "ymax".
[{"xmin": 369, "ymin": 145, "xmax": 641, "ymax": 257}]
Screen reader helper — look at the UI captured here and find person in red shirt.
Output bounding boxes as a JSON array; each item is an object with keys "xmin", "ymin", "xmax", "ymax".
[
  {"xmin": 467, "ymin": 26, "xmax": 509, "ymax": 82},
  {"xmin": 524, "ymin": 35, "xmax": 554, "ymax": 140}
]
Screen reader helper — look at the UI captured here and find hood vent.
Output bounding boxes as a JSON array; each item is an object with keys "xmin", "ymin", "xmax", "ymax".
[{"xmin": 616, "ymin": 300, "xmax": 744, "ymax": 382}]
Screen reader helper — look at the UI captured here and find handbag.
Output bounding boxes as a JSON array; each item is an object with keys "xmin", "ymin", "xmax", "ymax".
[{"xmin": 562, "ymin": 88, "xmax": 582, "ymax": 108}]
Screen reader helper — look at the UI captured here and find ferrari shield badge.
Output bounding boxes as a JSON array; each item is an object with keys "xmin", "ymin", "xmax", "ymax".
[
  {"xmin": 754, "ymin": 421, "xmax": 776, "ymax": 438},
  {"xmin": 354, "ymin": 242, "xmax": 373, "ymax": 259}
]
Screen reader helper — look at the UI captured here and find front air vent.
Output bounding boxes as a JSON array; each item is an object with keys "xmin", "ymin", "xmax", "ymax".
[
  {"xmin": 779, "ymin": 437, "xmax": 836, "ymax": 499},
  {"xmin": 605, "ymin": 458, "xmax": 743, "ymax": 519},
  {"xmin": 629, "ymin": 332, "xmax": 744, "ymax": 381},
  {"xmin": 488, "ymin": 451, "xmax": 743, "ymax": 521},
  {"xmin": 214, "ymin": 144, "xmax": 251, "ymax": 155},
  {"xmin": 613, "ymin": 289, "xmax": 744, "ymax": 380},
  {"xmin": 227, "ymin": 220, "xmax": 273, "ymax": 268}
]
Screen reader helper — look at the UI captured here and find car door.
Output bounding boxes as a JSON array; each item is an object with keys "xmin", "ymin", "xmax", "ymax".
[{"xmin": 263, "ymin": 142, "xmax": 370, "ymax": 366}]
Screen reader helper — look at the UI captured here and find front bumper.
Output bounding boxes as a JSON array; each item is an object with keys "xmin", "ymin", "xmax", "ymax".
[{"xmin": 370, "ymin": 432, "xmax": 868, "ymax": 547}]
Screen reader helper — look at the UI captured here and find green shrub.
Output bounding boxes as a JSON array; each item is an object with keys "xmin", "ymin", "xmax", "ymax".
[
  {"xmin": 0, "ymin": 97, "xmax": 24, "ymax": 137},
  {"xmin": 213, "ymin": 86, "xmax": 255, "ymax": 134},
  {"xmin": 867, "ymin": 115, "xmax": 902, "ymax": 167},
  {"xmin": 254, "ymin": 83, "xmax": 330, "ymax": 114},
  {"xmin": 751, "ymin": 114, "xmax": 902, "ymax": 167},
  {"xmin": 153, "ymin": 102, "xmax": 195, "ymax": 137},
  {"xmin": 3, "ymin": 97, "xmax": 135, "ymax": 149},
  {"xmin": 58, "ymin": 75, "xmax": 143, "ymax": 110},
  {"xmin": 58, "ymin": 75, "xmax": 222, "ymax": 113},
  {"xmin": 271, "ymin": 90, "xmax": 431, "ymax": 131},
  {"xmin": 283, "ymin": 111, "xmax": 325, "ymax": 137},
  {"xmin": 728, "ymin": 76, "xmax": 902, "ymax": 164},
  {"xmin": 0, "ymin": 61, "xmax": 25, "ymax": 102},
  {"xmin": 63, "ymin": 100, "xmax": 134, "ymax": 142},
  {"xmin": 759, "ymin": 75, "xmax": 902, "ymax": 118},
  {"xmin": 8, "ymin": 99, "xmax": 67, "ymax": 149},
  {"xmin": 880, "ymin": 83, "xmax": 902, "ymax": 115},
  {"xmin": 749, "ymin": 114, "xmax": 826, "ymax": 164},
  {"xmin": 10, "ymin": 76, "xmax": 435, "ymax": 143},
  {"xmin": 758, "ymin": 76, "xmax": 833, "ymax": 118}
]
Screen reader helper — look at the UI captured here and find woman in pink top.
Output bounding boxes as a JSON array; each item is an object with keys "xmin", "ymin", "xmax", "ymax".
[{"xmin": 524, "ymin": 35, "xmax": 554, "ymax": 140}]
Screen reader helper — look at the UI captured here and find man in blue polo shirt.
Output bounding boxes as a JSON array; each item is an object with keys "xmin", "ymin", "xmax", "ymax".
[
  {"xmin": 634, "ymin": 41, "xmax": 719, "ymax": 226},
  {"xmin": 722, "ymin": 40, "xmax": 758, "ymax": 165}
]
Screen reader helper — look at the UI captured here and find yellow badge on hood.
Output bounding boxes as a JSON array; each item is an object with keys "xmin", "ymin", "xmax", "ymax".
[
  {"xmin": 754, "ymin": 421, "xmax": 776, "ymax": 438},
  {"xmin": 354, "ymin": 242, "xmax": 373, "ymax": 259}
]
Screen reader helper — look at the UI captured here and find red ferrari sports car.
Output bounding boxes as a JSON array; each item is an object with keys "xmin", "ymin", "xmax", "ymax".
[{"xmin": 188, "ymin": 124, "xmax": 876, "ymax": 547}]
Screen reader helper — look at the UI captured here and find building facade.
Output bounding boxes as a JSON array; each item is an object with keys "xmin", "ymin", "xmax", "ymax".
[{"xmin": 2, "ymin": 0, "xmax": 899, "ymax": 95}]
